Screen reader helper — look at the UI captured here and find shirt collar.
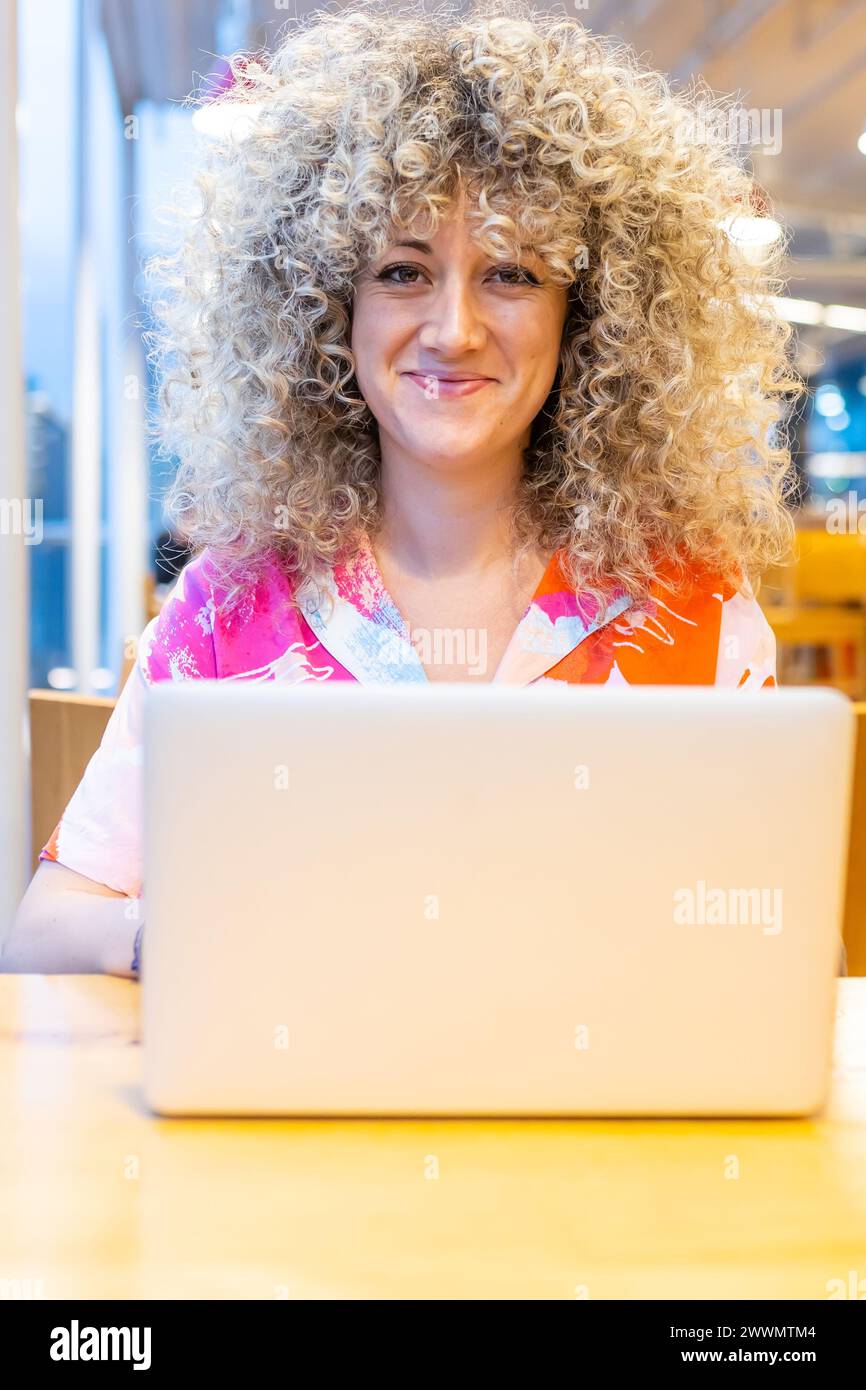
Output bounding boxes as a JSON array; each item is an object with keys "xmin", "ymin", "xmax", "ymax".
[{"xmin": 295, "ymin": 532, "xmax": 633, "ymax": 687}]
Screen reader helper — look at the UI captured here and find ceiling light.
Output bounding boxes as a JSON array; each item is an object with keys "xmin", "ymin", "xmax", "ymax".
[
  {"xmin": 824, "ymin": 304, "xmax": 866, "ymax": 332},
  {"xmin": 768, "ymin": 295, "xmax": 823, "ymax": 324},
  {"xmin": 765, "ymin": 297, "xmax": 866, "ymax": 332}
]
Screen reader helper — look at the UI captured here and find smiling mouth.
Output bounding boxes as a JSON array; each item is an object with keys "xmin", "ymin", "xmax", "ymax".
[
  {"xmin": 405, "ymin": 372, "xmax": 492, "ymax": 382},
  {"xmin": 402, "ymin": 372, "xmax": 494, "ymax": 398}
]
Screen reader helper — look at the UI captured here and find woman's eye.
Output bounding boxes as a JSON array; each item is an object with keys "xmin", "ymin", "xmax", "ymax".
[
  {"xmin": 496, "ymin": 264, "xmax": 540, "ymax": 286},
  {"xmin": 374, "ymin": 262, "xmax": 540, "ymax": 286},
  {"xmin": 376, "ymin": 263, "xmax": 424, "ymax": 284}
]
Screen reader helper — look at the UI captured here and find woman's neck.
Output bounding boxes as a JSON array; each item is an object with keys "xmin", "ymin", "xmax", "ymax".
[{"xmin": 375, "ymin": 448, "xmax": 528, "ymax": 580}]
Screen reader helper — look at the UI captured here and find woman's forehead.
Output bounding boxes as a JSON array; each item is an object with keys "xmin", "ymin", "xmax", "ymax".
[{"xmin": 377, "ymin": 209, "xmax": 546, "ymax": 260}]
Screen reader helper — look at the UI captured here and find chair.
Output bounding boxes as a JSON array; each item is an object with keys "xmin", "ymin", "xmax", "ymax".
[
  {"xmin": 794, "ymin": 529, "xmax": 866, "ymax": 604},
  {"xmin": 844, "ymin": 703, "xmax": 866, "ymax": 975},
  {"xmin": 761, "ymin": 530, "xmax": 866, "ymax": 699},
  {"xmin": 30, "ymin": 575, "xmax": 167, "ymax": 872},
  {"xmin": 762, "ymin": 529, "xmax": 866, "ymax": 605},
  {"xmin": 763, "ymin": 606, "xmax": 866, "ymax": 699},
  {"xmin": 143, "ymin": 572, "xmax": 163, "ymax": 622},
  {"xmin": 29, "ymin": 690, "xmax": 117, "ymax": 874}
]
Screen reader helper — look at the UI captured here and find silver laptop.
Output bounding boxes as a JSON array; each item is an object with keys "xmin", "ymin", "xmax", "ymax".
[{"xmin": 141, "ymin": 683, "xmax": 854, "ymax": 1117}]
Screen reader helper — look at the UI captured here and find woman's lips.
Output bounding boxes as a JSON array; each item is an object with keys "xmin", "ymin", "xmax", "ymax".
[{"xmin": 403, "ymin": 372, "xmax": 493, "ymax": 399}]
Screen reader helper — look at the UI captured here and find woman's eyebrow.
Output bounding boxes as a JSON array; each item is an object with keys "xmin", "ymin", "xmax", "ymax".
[
  {"xmin": 390, "ymin": 239, "xmax": 434, "ymax": 253},
  {"xmin": 385, "ymin": 239, "xmax": 541, "ymax": 261}
]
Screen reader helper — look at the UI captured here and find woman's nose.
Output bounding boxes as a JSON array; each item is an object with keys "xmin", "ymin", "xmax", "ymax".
[{"xmin": 417, "ymin": 277, "xmax": 487, "ymax": 353}]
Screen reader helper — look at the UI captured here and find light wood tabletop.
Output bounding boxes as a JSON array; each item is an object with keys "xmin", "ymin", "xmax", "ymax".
[{"xmin": 2, "ymin": 975, "xmax": 866, "ymax": 1301}]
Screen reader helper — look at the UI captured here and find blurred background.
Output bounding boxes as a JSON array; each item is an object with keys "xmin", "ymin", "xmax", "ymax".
[{"xmin": 3, "ymin": 0, "xmax": 866, "ymax": 925}]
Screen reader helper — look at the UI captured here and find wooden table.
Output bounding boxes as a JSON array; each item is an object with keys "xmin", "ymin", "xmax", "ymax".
[{"xmin": 2, "ymin": 975, "xmax": 866, "ymax": 1300}]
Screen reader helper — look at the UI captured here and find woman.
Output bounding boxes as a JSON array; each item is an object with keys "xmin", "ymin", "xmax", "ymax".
[{"xmin": 3, "ymin": 0, "xmax": 797, "ymax": 978}]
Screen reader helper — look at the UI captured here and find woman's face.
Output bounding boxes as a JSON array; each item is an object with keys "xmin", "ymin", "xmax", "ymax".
[{"xmin": 350, "ymin": 197, "xmax": 569, "ymax": 474}]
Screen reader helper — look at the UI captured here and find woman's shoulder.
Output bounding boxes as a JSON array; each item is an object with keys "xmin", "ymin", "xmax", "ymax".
[
  {"xmin": 639, "ymin": 552, "xmax": 776, "ymax": 687},
  {"xmin": 562, "ymin": 550, "xmax": 774, "ymax": 689},
  {"xmin": 140, "ymin": 545, "xmax": 298, "ymax": 682}
]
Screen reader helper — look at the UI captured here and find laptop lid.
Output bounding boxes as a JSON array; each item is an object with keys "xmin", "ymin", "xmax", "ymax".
[{"xmin": 142, "ymin": 683, "xmax": 854, "ymax": 1116}]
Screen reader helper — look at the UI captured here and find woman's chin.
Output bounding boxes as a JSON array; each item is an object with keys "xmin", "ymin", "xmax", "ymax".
[
  {"xmin": 401, "ymin": 439, "xmax": 506, "ymax": 470},
  {"xmin": 396, "ymin": 419, "xmax": 507, "ymax": 457}
]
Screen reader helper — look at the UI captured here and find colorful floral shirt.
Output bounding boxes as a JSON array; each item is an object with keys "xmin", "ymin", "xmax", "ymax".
[{"xmin": 39, "ymin": 533, "xmax": 777, "ymax": 896}]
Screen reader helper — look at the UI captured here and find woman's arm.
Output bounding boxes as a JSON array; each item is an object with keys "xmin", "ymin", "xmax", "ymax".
[
  {"xmin": 1, "ymin": 861, "xmax": 142, "ymax": 977},
  {"xmin": 4, "ymin": 555, "xmax": 222, "ymax": 981}
]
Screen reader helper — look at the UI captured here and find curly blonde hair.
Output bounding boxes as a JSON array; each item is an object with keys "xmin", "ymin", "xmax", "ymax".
[{"xmin": 144, "ymin": 0, "xmax": 801, "ymax": 615}]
